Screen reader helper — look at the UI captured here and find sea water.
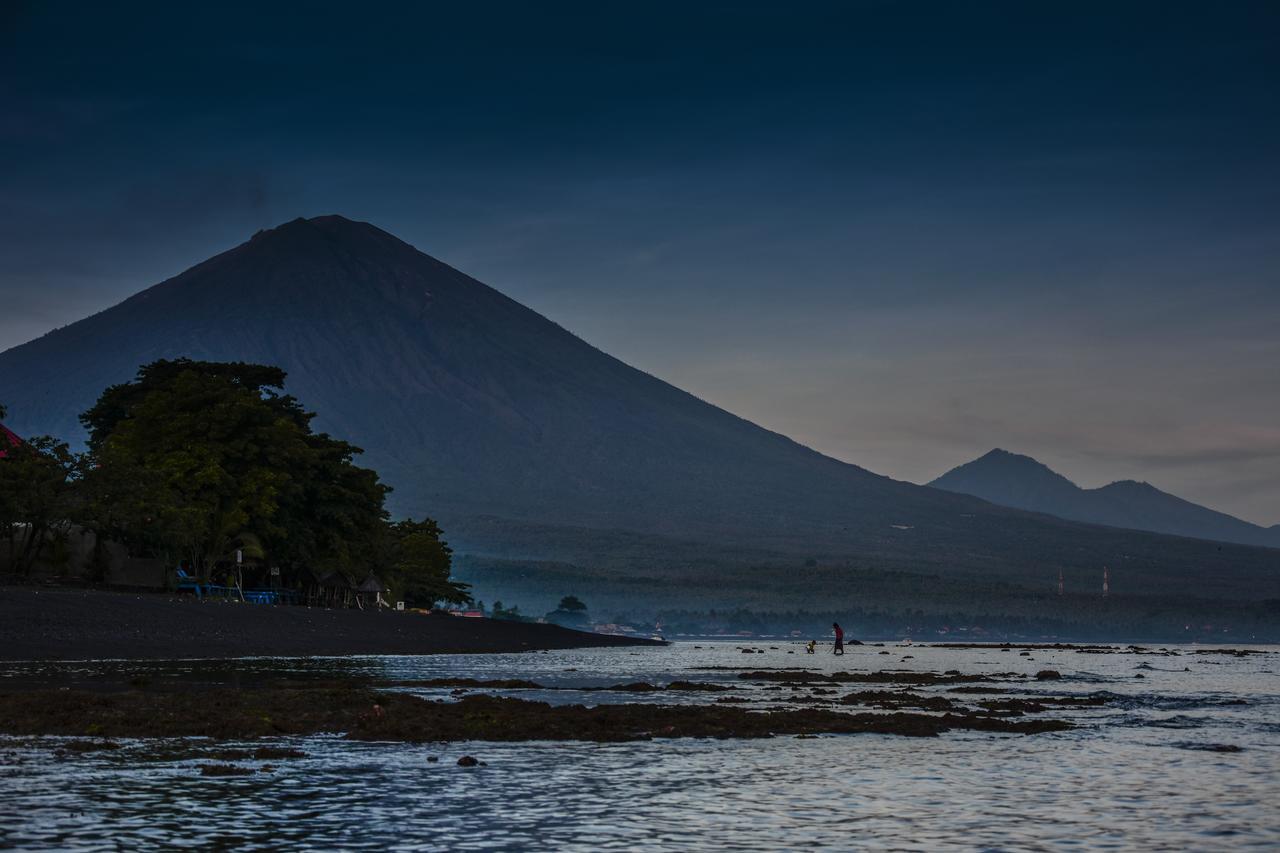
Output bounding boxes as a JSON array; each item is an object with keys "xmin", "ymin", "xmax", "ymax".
[{"xmin": 1, "ymin": 641, "xmax": 1277, "ymax": 850}]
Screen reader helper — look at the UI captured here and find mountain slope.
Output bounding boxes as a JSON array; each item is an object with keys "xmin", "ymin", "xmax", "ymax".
[
  {"xmin": 931, "ymin": 449, "xmax": 1280, "ymax": 549},
  {"xmin": 1, "ymin": 216, "xmax": 1276, "ymax": 609},
  {"xmin": 0, "ymin": 216, "xmax": 895, "ymax": 533}
]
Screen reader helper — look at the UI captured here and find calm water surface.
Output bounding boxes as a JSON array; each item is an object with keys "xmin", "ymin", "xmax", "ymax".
[{"xmin": 1, "ymin": 641, "xmax": 1277, "ymax": 850}]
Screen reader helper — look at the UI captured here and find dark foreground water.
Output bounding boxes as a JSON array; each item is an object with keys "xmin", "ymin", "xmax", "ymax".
[{"xmin": 1, "ymin": 641, "xmax": 1277, "ymax": 850}]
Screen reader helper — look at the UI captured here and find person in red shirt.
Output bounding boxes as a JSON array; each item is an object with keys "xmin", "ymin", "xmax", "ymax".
[{"xmin": 832, "ymin": 622, "xmax": 845, "ymax": 655}]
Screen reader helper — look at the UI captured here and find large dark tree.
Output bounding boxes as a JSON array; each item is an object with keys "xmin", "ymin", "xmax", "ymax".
[
  {"xmin": 0, "ymin": 433, "xmax": 81, "ymax": 575},
  {"xmin": 378, "ymin": 518, "xmax": 471, "ymax": 608},
  {"xmin": 79, "ymin": 359, "xmax": 390, "ymax": 579},
  {"xmin": 81, "ymin": 360, "xmax": 299, "ymax": 449}
]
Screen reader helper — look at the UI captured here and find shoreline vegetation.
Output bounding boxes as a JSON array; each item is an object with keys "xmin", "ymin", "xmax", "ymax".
[
  {"xmin": 2, "ymin": 359, "xmax": 474, "ymax": 611},
  {"xmin": 0, "ymin": 587, "xmax": 659, "ymax": 661}
]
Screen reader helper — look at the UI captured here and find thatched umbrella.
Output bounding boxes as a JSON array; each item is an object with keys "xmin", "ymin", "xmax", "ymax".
[
  {"xmin": 356, "ymin": 572, "xmax": 390, "ymax": 609},
  {"xmin": 318, "ymin": 570, "xmax": 355, "ymax": 607}
]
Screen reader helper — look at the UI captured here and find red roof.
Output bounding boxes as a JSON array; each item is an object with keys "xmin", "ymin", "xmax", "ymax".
[{"xmin": 0, "ymin": 423, "xmax": 21, "ymax": 459}]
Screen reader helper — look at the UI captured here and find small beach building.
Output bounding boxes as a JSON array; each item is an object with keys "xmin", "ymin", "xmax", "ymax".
[
  {"xmin": 316, "ymin": 570, "xmax": 356, "ymax": 608},
  {"xmin": 355, "ymin": 572, "xmax": 391, "ymax": 609},
  {"xmin": 300, "ymin": 567, "xmax": 326, "ymax": 606},
  {"xmin": 0, "ymin": 422, "xmax": 21, "ymax": 459}
]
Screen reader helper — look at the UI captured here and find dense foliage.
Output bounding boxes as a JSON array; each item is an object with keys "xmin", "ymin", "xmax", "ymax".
[
  {"xmin": 2, "ymin": 360, "xmax": 469, "ymax": 607},
  {"xmin": 380, "ymin": 518, "xmax": 470, "ymax": 608},
  {"xmin": 488, "ymin": 600, "xmax": 530, "ymax": 621},
  {"xmin": 545, "ymin": 595, "xmax": 591, "ymax": 628},
  {"xmin": 0, "ymin": 435, "xmax": 80, "ymax": 575}
]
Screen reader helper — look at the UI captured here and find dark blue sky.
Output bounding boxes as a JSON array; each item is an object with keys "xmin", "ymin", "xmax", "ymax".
[{"xmin": 3, "ymin": 1, "xmax": 1278, "ymax": 522}]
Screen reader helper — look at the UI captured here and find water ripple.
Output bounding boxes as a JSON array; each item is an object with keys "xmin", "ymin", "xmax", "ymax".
[{"xmin": 1, "ymin": 642, "xmax": 1277, "ymax": 850}]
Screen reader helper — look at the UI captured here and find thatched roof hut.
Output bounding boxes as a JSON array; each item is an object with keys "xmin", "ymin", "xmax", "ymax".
[
  {"xmin": 318, "ymin": 570, "xmax": 352, "ymax": 589},
  {"xmin": 356, "ymin": 573, "xmax": 387, "ymax": 594},
  {"xmin": 356, "ymin": 572, "xmax": 390, "ymax": 609},
  {"xmin": 310, "ymin": 569, "xmax": 355, "ymax": 607}
]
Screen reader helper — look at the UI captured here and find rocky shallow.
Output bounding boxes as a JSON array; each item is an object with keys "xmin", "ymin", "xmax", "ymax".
[{"xmin": 0, "ymin": 674, "xmax": 1077, "ymax": 743}]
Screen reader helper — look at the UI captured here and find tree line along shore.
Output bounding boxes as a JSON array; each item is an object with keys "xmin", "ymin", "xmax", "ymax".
[{"xmin": 1, "ymin": 359, "xmax": 480, "ymax": 612}]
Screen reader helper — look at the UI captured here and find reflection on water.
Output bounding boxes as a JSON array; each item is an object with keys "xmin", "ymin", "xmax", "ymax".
[{"xmin": 1, "ymin": 642, "xmax": 1277, "ymax": 850}]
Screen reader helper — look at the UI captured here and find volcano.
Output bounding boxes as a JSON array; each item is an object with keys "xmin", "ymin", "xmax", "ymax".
[
  {"xmin": 1, "ymin": 216, "xmax": 1275, "ymax": 611},
  {"xmin": 932, "ymin": 449, "xmax": 1280, "ymax": 549}
]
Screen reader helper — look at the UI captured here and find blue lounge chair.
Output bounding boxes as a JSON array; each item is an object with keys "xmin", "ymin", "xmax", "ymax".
[{"xmin": 175, "ymin": 567, "xmax": 203, "ymax": 599}]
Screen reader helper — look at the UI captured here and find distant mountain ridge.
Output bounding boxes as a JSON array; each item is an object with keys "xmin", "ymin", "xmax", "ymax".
[
  {"xmin": 0, "ymin": 216, "xmax": 1276, "ymax": 617},
  {"xmin": 930, "ymin": 449, "xmax": 1280, "ymax": 549}
]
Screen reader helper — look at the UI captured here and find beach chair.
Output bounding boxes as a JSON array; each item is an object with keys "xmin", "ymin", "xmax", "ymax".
[
  {"xmin": 174, "ymin": 567, "xmax": 203, "ymax": 599},
  {"xmin": 202, "ymin": 583, "xmax": 236, "ymax": 600},
  {"xmin": 243, "ymin": 589, "xmax": 279, "ymax": 605}
]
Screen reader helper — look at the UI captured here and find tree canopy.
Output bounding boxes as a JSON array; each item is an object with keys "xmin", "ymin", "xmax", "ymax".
[
  {"xmin": 380, "ymin": 518, "xmax": 471, "ymax": 608},
  {"xmin": 0, "ymin": 434, "xmax": 80, "ymax": 575},
  {"xmin": 81, "ymin": 360, "xmax": 299, "ymax": 450},
  {"xmin": 2, "ymin": 358, "xmax": 470, "ymax": 606},
  {"xmin": 545, "ymin": 595, "xmax": 591, "ymax": 628},
  {"xmin": 79, "ymin": 359, "xmax": 384, "ymax": 577}
]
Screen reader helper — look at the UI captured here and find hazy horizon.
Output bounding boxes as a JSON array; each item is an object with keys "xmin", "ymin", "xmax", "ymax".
[{"xmin": 3, "ymin": 2, "xmax": 1277, "ymax": 524}]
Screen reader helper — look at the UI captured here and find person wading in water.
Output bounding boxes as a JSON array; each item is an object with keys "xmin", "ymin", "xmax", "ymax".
[{"xmin": 832, "ymin": 622, "xmax": 845, "ymax": 655}]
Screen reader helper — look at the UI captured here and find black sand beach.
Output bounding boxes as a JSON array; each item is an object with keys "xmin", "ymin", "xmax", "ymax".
[{"xmin": 0, "ymin": 587, "xmax": 660, "ymax": 660}]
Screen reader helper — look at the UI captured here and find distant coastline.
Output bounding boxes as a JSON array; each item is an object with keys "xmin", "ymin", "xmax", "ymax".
[{"xmin": 0, "ymin": 587, "xmax": 660, "ymax": 661}]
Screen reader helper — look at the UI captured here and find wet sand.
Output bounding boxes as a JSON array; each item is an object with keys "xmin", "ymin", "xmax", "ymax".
[{"xmin": 0, "ymin": 587, "xmax": 660, "ymax": 660}]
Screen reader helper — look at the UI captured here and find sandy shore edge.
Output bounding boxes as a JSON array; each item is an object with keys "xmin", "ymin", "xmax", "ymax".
[{"xmin": 0, "ymin": 586, "xmax": 661, "ymax": 660}]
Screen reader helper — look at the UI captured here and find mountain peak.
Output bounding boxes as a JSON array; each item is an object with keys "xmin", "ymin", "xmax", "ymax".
[
  {"xmin": 245, "ymin": 215, "xmax": 409, "ymax": 255},
  {"xmin": 931, "ymin": 450, "xmax": 1280, "ymax": 549},
  {"xmin": 947, "ymin": 448, "xmax": 1075, "ymax": 483},
  {"xmin": 1099, "ymin": 479, "xmax": 1158, "ymax": 494},
  {"xmin": 977, "ymin": 448, "xmax": 1050, "ymax": 468},
  {"xmin": 253, "ymin": 214, "xmax": 371, "ymax": 235},
  {"xmin": 930, "ymin": 449, "xmax": 1081, "ymax": 508},
  {"xmin": 133, "ymin": 214, "xmax": 474, "ymax": 316}
]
